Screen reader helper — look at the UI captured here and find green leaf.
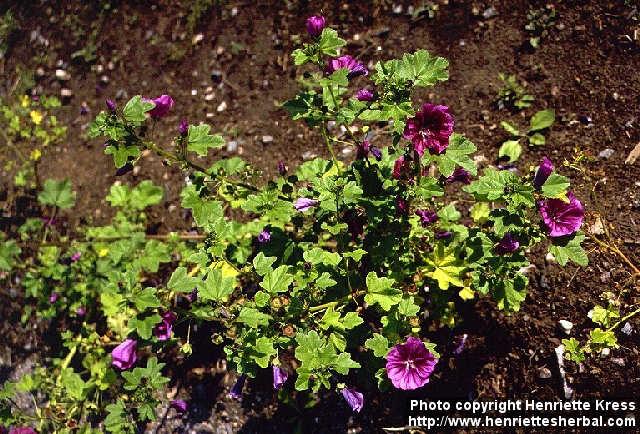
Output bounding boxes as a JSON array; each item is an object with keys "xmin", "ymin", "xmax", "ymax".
[
  {"xmin": 365, "ymin": 333, "xmax": 389, "ymax": 357},
  {"xmin": 0, "ymin": 240, "xmax": 21, "ymax": 271},
  {"xmin": 395, "ymin": 49, "xmax": 449, "ymax": 87},
  {"xmin": 529, "ymin": 109, "xmax": 555, "ymax": 132},
  {"xmin": 464, "ymin": 168, "xmax": 515, "ymax": 201},
  {"xmin": 201, "ymin": 268, "xmax": 236, "ymax": 302},
  {"xmin": 318, "ymin": 28, "xmax": 346, "ymax": 56},
  {"xmin": 303, "ymin": 247, "xmax": 341, "ymax": 267},
  {"xmin": 589, "ymin": 328, "xmax": 618, "ymax": 348},
  {"xmin": 562, "ymin": 337, "xmax": 586, "ymax": 363},
  {"xmin": 238, "ymin": 307, "xmax": 271, "ymax": 328},
  {"xmin": 549, "ymin": 233, "xmax": 588, "ymax": 266},
  {"xmin": 130, "ymin": 313, "xmax": 161, "ymax": 339},
  {"xmin": 528, "ymin": 132, "xmax": 546, "ymax": 146},
  {"xmin": 398, "ymin": 296, "xmax": 420, "ymax": 317},
  {"xmin": 415, "ymin": 177, "xmax": 444, "ymax": 199},
  {"xmin": 500, "ymin": 121, "xmax": 520, "ymax": 136},
  {"xmin": 364, "ymin": 272, "xmax": 403, "ymax": 311},
  {"xmin": 123, "ymin": 95, "xmax": 154, "ymax": 125},
  {"xmin": 436, "ymin": 134, "xmax": 477, "ymax": 177},
  {"xmin": 105, "ymin": 144, "xmax": 140, "ymax": 168},
  {"xmin": 252, "ymin": 252, "xmax": 277, "ymax": 276},
  {"xmin": 498, "ymin": 140, "xmax": 522, "ymax": 163},
  {"xmin": 132, "ymin": 287, "xmax": 161, "ymax": 311},
  {"xmin": 60, "ymin": 368, "xmax": 86, "ymax": 400},
  {"xmin": 424, "ymin": 244, "xmax": 465, "ymax": 290},
  {"xmin": 131, "ymin": 180, "xmax": 164, "ymax": 209},
  {"xmin": 541, "ymin": 174, "xmax": 570, "ymax": 199},
  {"xmin": 38, "ymin": 179, "xmax": 76, "ymax": 209},
  {"xmin": 167, "ymin": 267, "xmax": 201, "ymax": 293},
  {"xmin": 260, "ymin": 265, "xmax": 294, "ymax": 293},
  {"xmin": 187, "ymin": 124, "xmax": 225, "ymax": 156},
  {"xmin": 292, "ymin": 48, "xmax": 310, "ymax": 65},
  {"xmin": 470, "ymin": 202, "xmax": 490, "ymax": 223},
  {"xmin": 251, "ymin": 337, "xmax": 277, "ymax": 368},
  {"xmin": 180, "ymin": 184, "xmax": 224, "ymax": 228}
]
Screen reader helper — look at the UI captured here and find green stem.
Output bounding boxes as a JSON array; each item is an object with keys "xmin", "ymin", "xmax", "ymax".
[
  {"xmin": 308, "ymin": 290, "xmax": 366, "ymax": 313},
  {"xmin": 607, "ymin": 306, "xmax": 640, "ymax": 333}
]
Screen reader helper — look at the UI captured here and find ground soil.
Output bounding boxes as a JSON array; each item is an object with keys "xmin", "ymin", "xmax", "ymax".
[{"xmin": 1, "ymin": 0, "xmax": 640, "ymax": 433}]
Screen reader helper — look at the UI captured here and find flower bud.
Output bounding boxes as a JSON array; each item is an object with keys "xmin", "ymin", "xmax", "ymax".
[
  {"xmin": 179, "ymin": 119, "xmax": 189, "ymax": 136},
  {"xmin": 305, "ymin": 15, "xmax": 326, "ymax": 37},
  {"xmin": 106, "ymin": 99, "xmax": 116, "ymax": 112}
]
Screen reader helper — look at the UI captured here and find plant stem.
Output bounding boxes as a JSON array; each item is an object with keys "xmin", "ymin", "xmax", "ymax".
[{"xmin": 308, "ymin": 290, "xmax": 366, "ymax": 313}]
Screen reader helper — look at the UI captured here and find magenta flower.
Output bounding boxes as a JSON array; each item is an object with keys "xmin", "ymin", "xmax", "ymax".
[
  {"xmin": 446, "ymin": 167, "xmax": 472, "ymax": 184},
  {"xmin": 229, "ymin": 374, "xmax": 246, "ymax": 399},
  {"xmin": 8, "ymin": 428, "xmax": 37, "ymax": 434},
  {"xmin": 415, "ymin": 209, "xmax": 438, "ymax": 227},
  {"xmin": 327, "ymin": 55, "xmax": 368, "ymax": 79},
  {"xmin": 539, "ymin": 191, "xmax": 584, "ymax": 237},
  {"xmin": 356, "ymin": 140, "xmax": 371, "ymax": 159},
  {"xmin": 257, "ymin": 230, "xmax": 271, "ymax": 244},
  {"xmin": 385, "ymin": 337, "xmax": 437, "ymax": 390},
  {"xmin": 494, "ymin": 232, "xmax": 520, "ymax": 254},
  {"xmin": 170, "ymin": 399, "xmax": 188, "ymax": 414},
  {"xmin": 533, "ymin": 156, "xmax": 554, "ymax": 190},
  {"xmin": 154, "ymin": 311, "xmax": 177, "ymax": 341},
  {"xmin": 370, "ymin": 146, "xmax": 382, "ymax": 161},
  {"xmin": 272, "ymin": 365, "xmax": 289, "ymax": 390},
  {"xmin": 294, "ymin": 197, "xmax": 319, "ymax": 212},
  {"xmin": 277, "ymin": 160, "xmax": 287, "ymax": 176},
  {"xmin": 186, "ymin": 288, "xmax": 198, "ymax": 303},
  {"xmin": 341, "ymin": 387, "xmax": 364, "ymax": 413},
  {"xmin": 106, "ymin": 99, "xmax": 116, "ymax": 113},
  {"xmin": 403, "ymin": 103, "xmax": 454, "ymax": 156},
  {"xmin": 179, "ymin": 119, "xmax": 189, "ymax": 136},
  {"xmin": 49, "ymin": 292, "xmax": 59, "ymax": 303},
  {"xmin": 111, "ymin": 338, "xmax": 137, "ymax": 370},
  {"xmin": 305, "ymin": 15, "xmax": 326, "ymax": 37},
  {"xmin": 146, "ymin": 94, "xmax": 174, "ymax": 119},
  {"xmin": 395, "ymin": 196, "xmax": 408, "ymax": 215},
  {"xmin": 71, "ymin": 251, "xmax": 81, "ymax": 262},
  {"xmin": 76, "ymin": 306, "xmax": 86, "ymax": 317},
  {"xmin": 356, "ymin": 88, "xmax": 375, "ymax": 102},
  {"xmin": 392, "ymin": 156, "xmax": 413, "ymax": 181}
]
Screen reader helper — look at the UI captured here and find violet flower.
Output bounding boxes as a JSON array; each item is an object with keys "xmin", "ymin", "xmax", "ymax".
[
  {"xmin": 111, "ymin": 338, "xmax": 137, "ymax": 370},
  {"xmin": 229, "ymin": 374, "xmax": 246, "ymax": 399},
  {"xmin": 341, "ymin": 387, "xmax": 364, "ymax": 413},
  {"xmin": 370, "ymin": 146, "xmax": 382, "ymax": 161},
  {"xmin": 533, "ymin": 156, "xmax": 554, "ymax": 190},
  {"xmin": 186, "ymin": 288, "xmax": 198, "ymax": 303},
  {"xmin": 49, "ymin": 292, "xmax": 59, "ymax": 304},
  {"xmin": 385, "ymin": 336, "xmax": 438, "ymax": 390},
  {"xmin": 170, "ymin": 399, "xmax": 188, "ymax": 414},
  {"xmin": 452, "ymin": 333, "xmax": 468, "ymax": 355},
  {"xmin": 327, "ymin": 55, "xmax": 368, "ymax": 79},
  {"xmin": 395, "ymin": 196, "xmax": 408, "ymax": 215},
  {"xmin": 179, "ymin": 119, "xmax": 189, "ymax": 136},
  {"xmin": 415, "ymin": 209, "xmax": 438, "ymax": 227},
  {"xmin": 356, "ymin": 140, "xmax": 371, "ymax": 159},
  {"xmin": 8, "ymin": 428, "xmax": 37, "ymax": 434},
  {"xmin": 294, "ymin": 197, "xmax": 319, "ymax": 212},
  {"xmin": 154, "ymin": 311, "xmax": 177, "ymax": 341},
  {"xmin": 494, "ymin": 232, "xmax": 520, "ymax": 254},
  {"xmin": 392, "ymin": 156, "xmax": 413, "ymax": 181},
  {"xmin": 257, "ymin": 230, "xmax": 271, "ymax": 244},
  {"xmin": 106, "ymin": 99, "xmax": 116, "ymax": 112},
  {"xmin": 305, "ymin": 15, "xmax": 326, "ymax": 37},
  {"xmin": 403, "ymin": 103, "xmax": 454, "ymax": 156},
  {"xmin": 272, "ymin": 365, "xmax": 289, "ymax": 390},
  {"xmin": 76, "ymin": 306, "xmax": 86, "ymax": 317},
  {"xmin": 146, "ymin": 94, "xmax": 174, "ymax": 119},
  {"xmin": 446, "ymin": 167, "xmax": 472, "ymax": 184},
  {"xmin": 356, "ymin": 88, "xmax": 375, "ymax": 102},
  {"xmin": 435, "ymin": 231, "xmax": 452, "ymax": 240},
  {"xmin": 277, "ymin": 160, "xmax": 287, "ymax": 176},
  {"xmin": 539, "ymin": 191, "xmax": 584, "ymax": 237},
  {"xmin": 71, "ymin": 251, "xmax": 81, "ymax": 262}
]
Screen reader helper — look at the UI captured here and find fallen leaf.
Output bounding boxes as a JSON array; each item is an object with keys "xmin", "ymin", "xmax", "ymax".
[{"xmin": 625, "ymin": 142, "xmax": 640, "ymax": 165}]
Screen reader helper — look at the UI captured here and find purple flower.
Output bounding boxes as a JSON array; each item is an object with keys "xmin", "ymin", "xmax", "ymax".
[
  {"xmin": 186, "ymin": 288, "xmax": 198, "ymax": 303},
  {"xmin": 76, "ymin": 306, "xmax": 86, "ymax": 317},
  {"xmin": 71, "ymin": 251, "xmax": 81, "ymax": 262},
  {"xmin": 370, "ymin": 146, "xmax": 382, "ymax": 161},
  {"xmin": 106, "ymin": 99, "xmax": 116, "ymax": 112},
  {"xmin": 403, "ymin": 103, "xmax": 454, "ymax": 156},
  {"xmin": 446, "ymin": 167, "xmax": 472, "ymax": 184},
  {"xmin": 415, "ymin": 209, "xmax": 438, "ymax": 227},
  {"xmin": 327, "ymin": 55, "xmax": 368, "ymax": 79},
  {"xmin": 385, "ymin": 336, "xmax": 438, "ymax": 390},
  {"xmin": 305, "ymin": 15, "xmax": 326, "ymax": 37},
  {"xmin": 341, "ymin": 387, "xmax": 364, "ymax": 413},
  {"xmin": 452, "ymin": 333, "xmax": 468, "ymax": 355},
  {"xmin": 154, "ymin": 311, "xmax": 177, "ymax": 341},
  {"xmin": 49, "ymin": 292, "xmax": 59, "ymax": 303},
  {"xmin": 435, "ymin": 231, "xmax": 452, "ymax": 240},
  {"xmin": 111, "ymin": 338, "xmax": 137, "ymax": 370},
  {"xmin": 539, "ymin": 191, "xmax": 584, "ymax": 237},
  {"xmin": 277, "ymin": 160, "xmax": 287, "ymax": 176},
  {"xmin": 146, "ymin": 94, "xmax": 174, "ymax": 119},
  {"xmin": 392, "ymin": 156, "xmax": 412, "ymax": 181},
  {"xmin": 395, "ymin": 196, "xmax": 408, "ymax": 215},
  {"xmin": 494, "ymin": 232, "xmax": 520, "ymax": 254},
  {"xmin": 229, "ymin": 374, "xmax": 246, "ymax": 399},
  {"xmin": 257, "ymin": 230, "xmax": 271, "ymax": 244},
  {"xmin": 9, "ymin": 428, "xmax": 37, "ymax": 434},
  {"xmin": 356, "ymin": 88, "xmax": 375, "ymax": 102},
  {"xmin": 170, "ymin": 399, "xmax": 188, "ymax": 414},
  {"xmin": 179, "ymin": 119, "xmax": 189, "ymax": 136},
  {"xmin": 272, "ymin": 365, "xmax": 289, "ymax": 390},
  {"xmin": 356, "ymin": 140, "xmax": 371, "ymax": 159},
  {"xmin": 294, "ymin": 197, "xmax": 319, "ymax": 212},
  {"xmin": 533, "ymin": 157, "xmax": 554, "ymax": 190}
]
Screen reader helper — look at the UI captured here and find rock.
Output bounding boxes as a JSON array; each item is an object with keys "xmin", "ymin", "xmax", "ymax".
[
  {"xmin": 205, "ymin": 93, "xmax": 215, "ymax": 101},
  {"xmin": 262, "ymin": 135, "xmax": 273, "ymax": 144},
  {"xmin": 538, "ymin": 367, "xmax": 552, "ymax": 379},
  {"xmin": 35, "ymin": 67, "xmax": 46, "ymax": 78},
  {"xmin": 192, "ymin": 33, "xmax": 204, "ymax": 44},
  {"xmin": 601, "ymin": 347, "xmax": 610, "ymax": 356},
  {"xmin": 226, "ymin": 140, "xmax": 238, "ymax": 153},
  {"xmin": 621, "ymin": 322, "xmax": 633, "ymax": 335},
  {"xmin": 559, "ymin": 320, "xmax": 574, "ymax": 334},
  {"xmin": 60, "ymin": 88, "xmax": 73, "ymax": 98},
  {"xmin": 100, "ymin": 75, "xmax": 109, "ymax": 84},
  {"xmin": 554, "ymin": 345, "xmax": 574, "ymax": 399},
  {"xmin": 625, "ymin": 142, "xmax": 640, "ymax": 165},
  {"xmin": 115, "ymin": 89, "xmax": 127, "ymax": 100},
  {"xmin": 578, "ymin": 114, "xmax": 593, "ymax": 125},
  {"xmin": 600, "ymin": 271, "xmax": 611, "ymax": 283},
  {"xmin": 216, "ymin": 101, "xmax": 227, "ymax": 112},
  {"xmin": 599, "ymin": 148, "xmax": 614, "ymax": 159},
  {"xmin": 55, "ymin": 69, "xmax": 70, "ymax": 80},
  {"xmin": 191, "ymin": 89, "xmax": 197, "ymax": 96},
  {"xmin": 211, "ymin": 70, "xmax": 223, "ymax": 83},
  {"xmin": 483, "ymin": 7, "xmax": 498, "ymax": 19},
  {"xmin": 392, "ymin": 4, "xmax": 403, "ymax": 14},
  {"xmin": 611, "ymin": 357, "xmax": 625, "ymax": 367},
  {"xmin": 302, "ymin": 151, "xmax": 317, "ymax": 160}
]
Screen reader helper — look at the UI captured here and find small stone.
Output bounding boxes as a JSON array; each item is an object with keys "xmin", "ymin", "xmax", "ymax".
[
  {"xmin": 226, "ymin": 141, "xmax": 238, "ymax": 153},
  {"xmin": 621, "ymin": 322, "xmax": 633, "ymax": 335},
  {"xmin": 261, "ymin": 135, "xmax": 273, "ymax": 144},
  {"xmin": 545, "ymin": 252, "xmax": 556, "ymax": 263},
  {"xmin": 206, "ymin": 112, "xmax": 215, "ymax": 118},
  {"xmin": 392, "ymin": 4, "xmax": 403, "ymax": 14},
  {"xmin": 611, "ymin": 357, "xmax": 625, "ymax": 367},
  {"xmin": 35, "ymin": 67, "xmax": 46, "ymax": 78},
  {"xmin": 60, "ymin": 88, "xmax": 73, "ymax": 98},
  {"xmin": 192, "ymin": 33, "xmax": 204, "ymax": 44},
  {"xmin": 302, "ymin": 151, "xmax": 317, "ymax": 160},
  {"xmin": 538, "ymin": 367, "xmax": 552, "ymax": 379},
  {"xmin": 115, "ymin": 89, "xmax": 127, "ymax": 100},
  {"xmin": 100, "ymin": 75, "xmax": 109, "ymax": 84},
  {"xmin": 211, "ymin": 70, "xmax": 223, "ymax": 83},
  {"xmin": 231, "ymin": 7, "xmax": 238, "ymax": 16},
  {"xmin": 107, "ymin": 61, "xmax": 115, "ymax": 70},
  {"xmin": 578, "ymin": 114, "xmax": 593, "ymax": 125},
  {"xmin": 191, "ymin": 89, "xmax": 198, "ymax": 96},
  {"xmin": 559, "ymin": 320, "xmax": 574, "ymax": 334},
  {"xmin": 55, "ymin": 69, "xmax": 70, "ymax": 80},
  {"xmin": 482, "ymin": 7, "xmax": 498, "ymax": 19},
  {"xmin": 600, "ymin": 271, "xmax": 611, "ymax": 283},
  {"xmin": 601, "ymin": 347, "xmax": 610, "ymax": 356},
  {"xmin": 599, "ymin": 148, "xmax": 614, "ymax": 159},
  {"xmin": 205, "ymin": 93, "xmax": 215, "ymax": 101},
  {"xmin": 217, "ymin": 101, "xmax": 227, "ymax": 112}
]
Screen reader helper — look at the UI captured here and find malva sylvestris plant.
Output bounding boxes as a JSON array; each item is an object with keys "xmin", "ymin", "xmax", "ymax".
[{"xmin": 2, "ymin": 15, "xmax": 589, "ymax": 432}]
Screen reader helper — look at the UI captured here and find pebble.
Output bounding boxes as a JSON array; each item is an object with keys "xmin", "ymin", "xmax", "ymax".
[
  {"xmin": 60, "ymin": 88, "xmax": 73, "ymax": 98},
  {"xmin": 392, "ymin": 4, "xmax": 403, "ymax": 14},
  {"xmin": 302, "ymin": 151, "xmax": 317, "ymax": 160},
  {"xmin": 599, "ymin": 148, "xmax": 614, "ymax": 159},
  {"xmin": 217, "ymin": 101, "xmax": 227, "ymax": 112},
  {"xmin": 100, "ymin": 75, "xmax": 109, "ymax": 84},
  {"xmin": 611, "ymin": 357, "xmax": 625, "ymax": 367},
  {"xmin": 483, "ymin": 7, "xmax": 498, "ymax": 19},
  {"xmin": 211, "ymin": 70, "xmax": 223, "ymax": 83},
  {"xmin": 191, "ymin": 89, "xmax": 197, "ymax": 96},
  {"xmin": 538, "ymin": 367, "xmax": 552, "ymax": 379},
  {"xmin": 559, "ymin": 320, "xmax": 574, "ymax": 334},
  {"xmin": 35, "ymin": 67, "xmax": 45, "ymax": 78},
  {"xmin": 205, "ymin": 93, "xmax": 215, "ymax": 101},
  {"xmin": 601, "ymin": 347, "xmax": 610, "ymax": 356},
  {"xmin": 262, "ymin": 135, "xmax": 273, "ymax": 144},
  {"xmin": 192, "ymin": 33, "xmax": 204, "ymax": 44},
  {"xmin": 115, "ymin": 89, "xmax": 127, "ymax": 100},
  {"xmin": 578, "ymin": 114, "xmax": 593, "ymax": 125},
  {"xmin": 55, "ymin": 69, "xmax": 70, "ymax": 80},
  {"xmin": 226, "ymin": 141, "xmax": 238, "ymax": 153},
  {"xmin": 621, "ymin": 322, "xmax": 633, "ymax": 335}
]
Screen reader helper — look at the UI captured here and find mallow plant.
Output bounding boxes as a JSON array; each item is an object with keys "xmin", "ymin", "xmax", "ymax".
[{"xmin": 2, "ymin": 15, "xmax": 588, "ymax": 432}]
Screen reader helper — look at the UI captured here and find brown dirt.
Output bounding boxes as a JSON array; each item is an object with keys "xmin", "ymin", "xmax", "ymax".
[{"xmin": 1, "ymin": 0, "xmax": 640, "ymax": 433}]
